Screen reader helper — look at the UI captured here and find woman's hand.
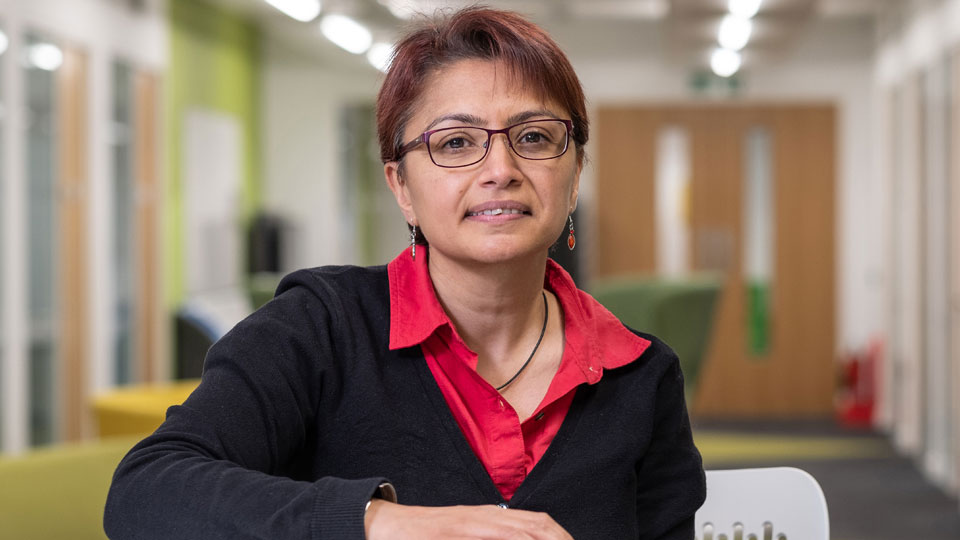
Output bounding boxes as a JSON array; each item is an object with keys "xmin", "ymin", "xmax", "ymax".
[{"xmin": 364, "ymin": 499, "xmax": 574, "ymax": 540}]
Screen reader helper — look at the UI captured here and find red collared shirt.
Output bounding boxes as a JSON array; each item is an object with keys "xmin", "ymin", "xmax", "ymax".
[{"xmin": 388, "ymin": 247, "xmax": 650, "ymax": 500}]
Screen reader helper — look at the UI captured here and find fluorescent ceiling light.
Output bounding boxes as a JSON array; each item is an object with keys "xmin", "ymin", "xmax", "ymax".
[
  {"xmin": 264, "ymin": 0, "xmax": 321, "ymax": 22},
  {"xmin": 320, "ymin": 14, "xmax": 372, "ymax": 54},
  {"xmin": 710, "ymin": 48, "xmax": 741, "ymax": 78},
  {"xmin": 378, "ymin": 0, "xmax": 419, "ymax": 20},
  {"xmin": 568, "ymin": 0, "xmax": 670, "ymax": 20},
  {"xmin": 0, "ymin": 30, "xmax": 8, "ymax": 56},
  {"xmin": 718, "ymin": 14, "xmax": 752, "ymax": 51},
  {"xmin": 367, "ymin": 42, "xmax": 393, "ymax": 72},
  {"xmin": 728, "ymin": 0, "xmax": 762, "ymax": 19},
  {"xmin": 27, "ymin": 43, "xmax": 63, "ymax": 71}
]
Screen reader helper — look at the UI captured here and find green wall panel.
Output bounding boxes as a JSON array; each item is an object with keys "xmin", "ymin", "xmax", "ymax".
[{"xmin": 165, "ymin": 0, "xmax": 261, "ymax": 308}]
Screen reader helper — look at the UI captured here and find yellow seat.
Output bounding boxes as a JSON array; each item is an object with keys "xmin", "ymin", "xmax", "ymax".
[
  {"xmin": 92, "ymin": 379, "xmax": 199, "ymax": 438},
  {"xmin": 0, "ymin": 437, "xmax": 139, "ymax": 540}
]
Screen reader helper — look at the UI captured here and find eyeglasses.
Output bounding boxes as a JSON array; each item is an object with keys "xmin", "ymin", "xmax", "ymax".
[{"xmin": 396, "ymin": 119, "xmax": 574, "ymax": 168}]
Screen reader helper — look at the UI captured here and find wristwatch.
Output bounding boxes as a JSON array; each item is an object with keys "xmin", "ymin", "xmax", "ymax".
[{"xmin": 365, "ymin": 481, "xmax": 397, "ymax": 512}]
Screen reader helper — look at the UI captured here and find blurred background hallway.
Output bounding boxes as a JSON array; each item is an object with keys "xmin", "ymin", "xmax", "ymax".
[{"xmin": 0, "ymin": 0, "xmax": 958, "ymax": 538}]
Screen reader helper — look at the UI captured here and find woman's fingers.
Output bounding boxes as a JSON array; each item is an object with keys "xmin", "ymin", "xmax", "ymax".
[
  {"xmin": 464, "ymin": 506, "xmax": 573, "ymax": 540},
  {"xmin": 365, "ymin": 501, "xmax": 574, "ymax": 540}
]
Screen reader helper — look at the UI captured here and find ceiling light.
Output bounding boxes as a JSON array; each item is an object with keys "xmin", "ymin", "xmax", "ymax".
[
  {"xmin": 567, "ymin": 0, "xmax": 670, "ymax": 20},
  {"xmin": 728, "ymin": 0, "xmax": 762, "ymax": 19},
  {"xmin": 27, "ymin": 43, "xmax": 63, "ymax": 71},
  {"xmin": 710, "ymin": 48, "xmax": 741, "ymax": 78},
  {"xmin": 718, "ymin": 15, "xmax": 752, "ymax": 51},
  {"xmin": 320, "ymin": 14, "xmax": 372, "ymax": 54},
  {"xmin": 367, "ymin": 42, "xmax": 393, "ymax": 72},
  {"xmin": 0, "ymin": 30, "xmax": 8, "ymax": 56},
  {"xmin": 263, "ymin": 0, "xmax": 321, "ymax": 22},
  {"xmin": 378, "ymin": 0, "xmax": 418, "ymax": 20}
]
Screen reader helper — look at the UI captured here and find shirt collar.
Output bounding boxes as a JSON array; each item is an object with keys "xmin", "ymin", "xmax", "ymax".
[
  {"xmin": 387, "ymin": 246, "xmax": 650, "ymax": 382},
  {"xmin": 388, "ymin": 246, "xmax": 449, "ymax": 349},
  {"xmin": 543, "ymin": 258, "xmax": 650, "ymax": 383}
]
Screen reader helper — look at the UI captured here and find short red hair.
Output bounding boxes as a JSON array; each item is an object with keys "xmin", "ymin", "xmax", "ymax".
[{"xmin": 376, "ymin": 7, "xmax": 588, "ymax": 166}]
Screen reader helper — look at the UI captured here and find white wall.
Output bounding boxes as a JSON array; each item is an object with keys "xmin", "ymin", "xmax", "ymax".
[
  {"xmin": 952, "ymin": 54, "xmax": 960, "ymax": 502},
  {"xmin": 874, "ymin": 0, "xmax": 960, "ymax": 495},
  {"xmin": 890, "ymin": 76, "xmax": 925, "ymax": 455},
  {"xmin": 261, "ymin": 37, "xmax": 383, "ymax": 271},
  {"xmin": 0, "ymin": 0, "xmax": 167, "ymax": 453},
  {"xmin": 922, "ymin": 57, "xmax": 953, "ymax": 490}
]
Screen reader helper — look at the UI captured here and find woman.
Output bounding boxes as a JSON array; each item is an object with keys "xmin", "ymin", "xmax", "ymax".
[{"xmin": 104, "ymin": 7, "xmax": 704, "ymax": 540}]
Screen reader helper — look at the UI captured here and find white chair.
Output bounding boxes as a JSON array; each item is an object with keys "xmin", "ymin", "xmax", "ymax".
[{"xmin": 695, "ymin": 467, "xmax": 830, "ymax": 540}]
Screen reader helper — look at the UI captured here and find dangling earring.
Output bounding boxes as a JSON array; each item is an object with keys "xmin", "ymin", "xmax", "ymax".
[
  {"xmin": 567, "ymin": 215, "xmax": 576, "ymax": 250},
  {"xmin": 410, "ymin": 224, "xmax": 417, "ymax": 259}
]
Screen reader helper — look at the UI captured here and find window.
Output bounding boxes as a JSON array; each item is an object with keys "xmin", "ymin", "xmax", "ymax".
[
  {"xmin": 654, "ymin": 125, "xmax": 691, "ymax": 276},
  {"xmin": 112, "ymin": 61, "xmax": 135, "ymax": 385},
  {"xmin": 25, "ymin": 32, "xmax": 61, "ymax": 445},
  {"xmin": 743, "ymin": 127, "xmax": 773, "ymax": 357}
]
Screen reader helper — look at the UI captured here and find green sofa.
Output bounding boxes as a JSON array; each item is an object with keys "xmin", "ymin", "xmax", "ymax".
[
  {"xmin": 591, "ymin": 273, "xmax": 722, "ymax": 402},
  {"xmin": 0, "ymin": 437, "xmax": 138, "ymax": 539}
]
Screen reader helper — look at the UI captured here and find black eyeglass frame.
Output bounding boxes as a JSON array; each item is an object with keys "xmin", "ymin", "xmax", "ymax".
[{"xmin": 395, "ymin": 119, "xmax": 574, "ymax": 168}]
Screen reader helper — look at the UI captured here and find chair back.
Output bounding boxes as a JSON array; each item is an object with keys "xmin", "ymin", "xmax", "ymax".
[
  {"xmin": 696, "ymin": 467, "xmax": 830, "ymax": 540},
  {"xmin": 591, "ymin": 273, "xmax": 721, "ymax": 399}
]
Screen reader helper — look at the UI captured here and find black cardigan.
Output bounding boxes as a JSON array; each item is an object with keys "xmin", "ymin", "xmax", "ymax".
[{"xmin": 104, "ymin": 264, "xmax": 705, "ymax": 539}]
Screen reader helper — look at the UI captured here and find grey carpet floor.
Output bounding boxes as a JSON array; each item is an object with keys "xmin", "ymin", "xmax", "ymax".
[{"xmin": 692, "ymin": 420, "xmax": 960, "ymax": 540}]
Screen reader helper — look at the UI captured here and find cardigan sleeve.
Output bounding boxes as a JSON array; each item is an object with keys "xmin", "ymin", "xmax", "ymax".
[
  {"xmin": 634, "ymin": 353, "xmax": 706, "ymax": 540},
  {"xmin": 103, "ymin": 271, "xmax": 391, "ymax": 540}
]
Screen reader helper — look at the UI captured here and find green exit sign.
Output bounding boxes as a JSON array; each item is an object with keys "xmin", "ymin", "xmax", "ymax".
[{"xmin": 689, "ymin": 69, "xmax": 743, "ymax": 95}]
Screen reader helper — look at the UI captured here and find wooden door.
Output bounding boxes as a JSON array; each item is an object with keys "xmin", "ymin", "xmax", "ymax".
[
  {"xmin": 58, "ymin": 46, "xmax": 89, "ymax": 440},
  {"xmin": 595, "ymin": 104, "xmax": 836, "ymax": 418},
  {"xmin": 134, "ymin": 71, "xmax": 161, "ymax": 384}
]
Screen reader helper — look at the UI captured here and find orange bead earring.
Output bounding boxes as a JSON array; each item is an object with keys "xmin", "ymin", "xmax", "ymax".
[{"xmin": 567, "ymin": 215, "xmax": 576, "ymax": 250}]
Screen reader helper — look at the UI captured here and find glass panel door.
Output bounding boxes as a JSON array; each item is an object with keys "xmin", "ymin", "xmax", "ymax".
[
  {"xmin": 24, "ymin": 31, "xmax": 61, "ymax": 446},
  {"xmin": 112, "ymin": 61, "xmax": 135, "ymax": 385}
]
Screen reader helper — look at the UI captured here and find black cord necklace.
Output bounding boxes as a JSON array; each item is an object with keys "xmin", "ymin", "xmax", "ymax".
[{"xmin": 495, "ymin": 291, "xmax": 548, "ymax": 392}]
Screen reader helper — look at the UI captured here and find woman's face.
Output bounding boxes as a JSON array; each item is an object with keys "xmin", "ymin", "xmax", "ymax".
[{"xmin": 385, "ymin": 59, "xmax": 581, "ymax": 267}]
